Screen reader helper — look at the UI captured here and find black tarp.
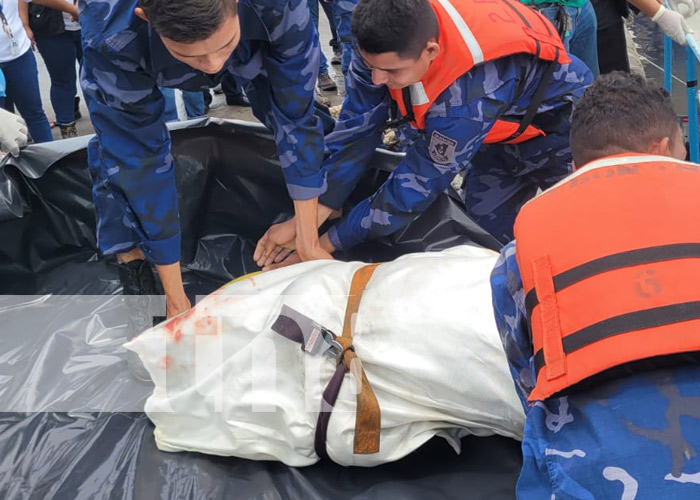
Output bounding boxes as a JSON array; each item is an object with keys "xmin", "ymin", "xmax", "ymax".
[{"xmin": 0, "ymin": 119, "xmax": 520, "ymax": 499}]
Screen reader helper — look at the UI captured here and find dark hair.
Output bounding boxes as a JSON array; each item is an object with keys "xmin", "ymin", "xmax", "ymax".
[
  {"xmin": 571, "ymin": 72, "xmax": 679, "ymax": 167},
  {"xmin": 138, "ymin": 0, "xmax": 237, "ymax": 43},
  {"xmin": 351, "ymin": 0, "xmax": 439, "ymax": 59}
]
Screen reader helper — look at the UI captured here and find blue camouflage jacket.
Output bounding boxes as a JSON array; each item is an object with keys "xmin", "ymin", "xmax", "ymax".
[
  {"xmin": 80, "ymin": 0, "xmax": 325, "ymax": 265},
  {"xmin": 491, "ymin": 242, "xmax": 700, "ymax": 499},
  {"xmin": 321, "ymin": 52, "xmax": 590, "ymax": 251}
]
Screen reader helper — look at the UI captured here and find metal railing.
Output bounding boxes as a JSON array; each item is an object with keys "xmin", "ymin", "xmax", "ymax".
[{"xmin": 663, "ymin": 9, "xmax": 700, "ymax": 162}]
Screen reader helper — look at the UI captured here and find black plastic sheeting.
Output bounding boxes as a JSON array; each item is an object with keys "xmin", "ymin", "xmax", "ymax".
[{"xmin": 0, "ymin": 119, "xmax": 520, "ymax": 499}]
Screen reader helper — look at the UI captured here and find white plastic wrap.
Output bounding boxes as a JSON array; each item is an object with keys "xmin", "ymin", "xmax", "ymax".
[{"xmin": 126, "ymin": 246, "xmax": 525, "ymax": 467}]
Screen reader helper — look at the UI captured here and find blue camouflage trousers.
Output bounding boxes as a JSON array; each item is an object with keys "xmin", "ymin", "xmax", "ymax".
[
  {"xmin": 463, "ymin": 124, "xmax": 572, "ymax": 244},
  {"xmin": 519, "ymin": 366, "xmax": 700, "ymax": 499}
]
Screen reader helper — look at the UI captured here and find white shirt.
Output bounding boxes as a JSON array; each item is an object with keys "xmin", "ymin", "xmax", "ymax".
[
  {"xmin": 62, "ymin": 0, "xmax": 79, "ymax": 32},
  {"xmin": 0, "ymin": 0, "xmax": 32, "ymax": 63}
]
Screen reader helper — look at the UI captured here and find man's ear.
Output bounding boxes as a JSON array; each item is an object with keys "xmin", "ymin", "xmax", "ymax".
[
  {"xmin": 134, "ymin": 7, "xmax": 149, "ymax": 22},
  {"xmin": 425, "ymin": 40, "xmax": 440, "ymax": 61},
  {"xmin": 647, "ymin": 136, "xmax": 671, "ymax": 156}
]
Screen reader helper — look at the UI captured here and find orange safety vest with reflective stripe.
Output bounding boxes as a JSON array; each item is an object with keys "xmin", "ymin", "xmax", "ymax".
[
  {"xmin": 388, "ymin": 0, "xmax": 569, "ymax": 144},
  {"xmin": 514, "ymin": 154, "xmax": 700, "ymax": 402}
]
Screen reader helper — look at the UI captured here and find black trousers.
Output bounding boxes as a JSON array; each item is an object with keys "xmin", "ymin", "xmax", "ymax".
[{"xmin": 591, "ymin": 0, "xmax": 631, "ymax": 74}]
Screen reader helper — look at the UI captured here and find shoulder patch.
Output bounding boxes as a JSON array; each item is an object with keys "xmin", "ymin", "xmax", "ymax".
[{"xmin": 429, "ymin": 131, "xmax": 457, "ymax": 164}]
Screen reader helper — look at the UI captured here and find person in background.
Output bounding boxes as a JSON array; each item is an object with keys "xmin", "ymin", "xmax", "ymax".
[
  {"xmin": 309, "ymin": 0, "xmax": 338, "ymax": 92},
  {"xmin": 328, "ymin": 2, "xmax": 342, "ymax": 66},
  {"xmin": 0, "ymin": 0, "xmax": 52, "ymax": 144},
  {"xmin": 519, "ymin": 0, "xmax": 600, "ymax": 77},
  {"xmin": 492, "ymin": 71, "xmax": 700, "ymax": 499},
  {"xmin": 592, "ymin": 0, "xmax": 697, "ymax": 74},
  {"xmin": 21, "ymin": 0, "xmax": 82, "ymax": 138}
]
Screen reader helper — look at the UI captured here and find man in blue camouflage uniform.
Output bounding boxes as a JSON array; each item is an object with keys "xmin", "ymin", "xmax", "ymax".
[
  {"xmin": 254, "ymin": 0, "xmax": 592, "ymax": 270},
  {"xmin": 80, "ymin": 0, "xmax": 335, "ymax": 317},
  {"xmin": 491, "ymin": 73, "xmax": 700, "ymax": 499}
]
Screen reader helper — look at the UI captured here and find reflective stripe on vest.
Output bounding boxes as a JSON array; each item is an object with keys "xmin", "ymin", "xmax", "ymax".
[
  {"xmin": 513, "ymin": 154, "xmax": 700, "ymax": 402},
  {"xmin": 387, "ymin": 0, "xmax": 569, "ymax": 144}
]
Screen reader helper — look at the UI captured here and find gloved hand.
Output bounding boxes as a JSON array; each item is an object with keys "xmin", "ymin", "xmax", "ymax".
[
  {"xmin": 653, "ymin": 5, "xmax": 692, "ymax": 45},
  {"xmin": 0, "ymin": 108, "xmax": 28, "ymax": 157},
  {"xmin": 669, "ymin": 0, "xmax": 700, "ymax": 17}
]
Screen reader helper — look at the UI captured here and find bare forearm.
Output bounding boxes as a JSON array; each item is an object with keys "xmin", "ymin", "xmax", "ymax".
[
  {"xmin": 18, "ymin": 0, "xmax": 29, "ymax": 28},
  {"xmin": 294, "ymin": 198, "xmax": 320, "ymax": 245},
  {"xmin": 155, "ymin": 262, "xmax": 184, "ymax": 298},
  {"xmin": 628, "ymin": 0, "xmax": 662, "ymax": 17}
]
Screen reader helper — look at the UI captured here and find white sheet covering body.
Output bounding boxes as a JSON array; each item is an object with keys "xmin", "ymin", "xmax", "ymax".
[{"xmin": 125, "ymin": 246, "xmax": 525, "ymax": 467}]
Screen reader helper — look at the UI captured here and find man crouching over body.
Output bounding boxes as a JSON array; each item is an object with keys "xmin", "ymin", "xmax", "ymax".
[{"xmin": 492, "ymin": 72, "xmax": 700, "ymax": 499}]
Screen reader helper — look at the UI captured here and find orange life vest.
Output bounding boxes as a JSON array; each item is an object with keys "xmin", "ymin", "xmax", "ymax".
[
  {"xmin": 388, "ymin": 0, "xmax": 569, "ymax": 144},
  {"xmin": 514, "ymin": 154, "xmax": 700, "ymax": 402}
]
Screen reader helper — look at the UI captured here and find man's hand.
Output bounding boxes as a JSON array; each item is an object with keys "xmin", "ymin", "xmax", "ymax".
[
  {"xmin": 263, "ymin": 233, "xmax": 336, "ymax": 272},
  {"xmin": 254, "ymin": 204, "xmax": 342, "ymax": 269},
  {"xmin": 254, "ymin": 218, "xmax": 297, "ymax": 268},
  {"xmin": 25, "ymin": 26, "xmax": 36, "ymax": 49},
  {"xmin": 69, "ymin": 4, "xmax": 79, "ymax": 22}
]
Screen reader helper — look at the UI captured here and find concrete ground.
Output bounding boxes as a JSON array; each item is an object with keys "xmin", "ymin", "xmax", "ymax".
[{"xmin": 36, "ymin": 14, "xmax": 343, "ymax": 140}]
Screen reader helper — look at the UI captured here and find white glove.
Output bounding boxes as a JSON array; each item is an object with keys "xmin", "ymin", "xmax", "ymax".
[
  {"xmin": 0, "ymin": 108, "xmax": 28, "ymax": 157},
  {"xmin": 669, "ymin": 0, "xmax": 700, "ymax": 17},
  {"xmin": 653, "ymin": 5, "xmax": 692, "ymax": 45}
]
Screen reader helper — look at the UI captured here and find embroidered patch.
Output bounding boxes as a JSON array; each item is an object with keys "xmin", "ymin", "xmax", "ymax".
[{"xmin": 429, "ymin": 131, "xmax": 457, "ymax": 164}]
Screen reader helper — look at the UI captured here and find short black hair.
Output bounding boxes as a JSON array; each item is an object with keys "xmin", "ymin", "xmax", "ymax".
[
  {"xmin": 571, "ymin": 72, "xmax": 679, "ymax": 167},
  {"xmin": 351, "ymin": 0, "xmax": 439, "ymax": 59},
  {"xmin": 138, "ymin": 0, "xmax": 237, "ymax": 43}
]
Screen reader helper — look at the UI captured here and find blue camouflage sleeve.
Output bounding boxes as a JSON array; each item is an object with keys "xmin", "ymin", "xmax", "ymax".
[
  {"xmin": 318, "ymin": 48, "xmax": 391, "ymax": 210},
  {"xmin": 326, "ymin": 58, "xmax": 522, "ymax": 251},
  {"xmin": 80, "ymin": 12, "xmax": 180, "ymax": 265},
  {"xmin": 262, "ymin": 0, "xmax": 327, "ymax": 200},
  {"xmin": 490, "ymin": 241, "xmax": 536, "ymax": 412}
]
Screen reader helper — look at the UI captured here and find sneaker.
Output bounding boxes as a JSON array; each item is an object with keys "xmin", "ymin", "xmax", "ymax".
[
  {"xmin": 225, "ymin": 93, "xmax": 251, "ymax": 107},
  {"xmin": 317, "ymin": 73, "xmax": 337, "ymax": 92},
  {"xmin": 331, "ymin": 51, "xmax": 342, "ymax": 66},
  {"xmin": 59, "ymin": 122, "xmax": 78, "ymax": 139},
  {"xmin": 118, "ymin": 259, "xmax": 157, "ymax": 296}
]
